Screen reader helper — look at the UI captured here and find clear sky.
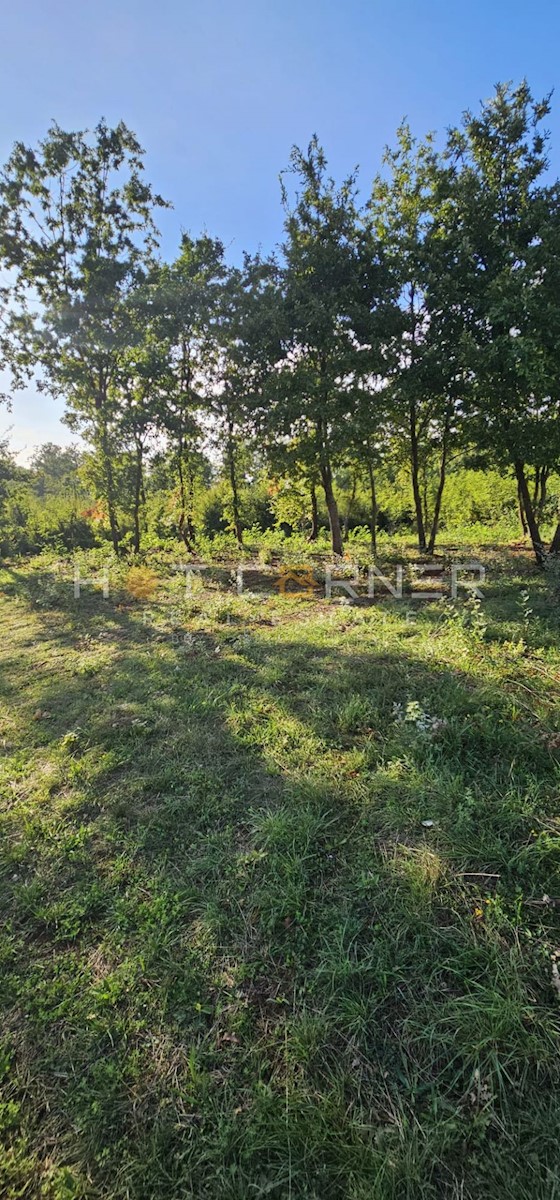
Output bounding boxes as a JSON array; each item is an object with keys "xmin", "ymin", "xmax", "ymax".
[{"xmin": 2, "ymin": 0, "xmax": 559, "ymax": 459}]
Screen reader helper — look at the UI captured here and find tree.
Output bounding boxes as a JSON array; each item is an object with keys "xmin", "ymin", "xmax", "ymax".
[
  {"xmin": 264, "ymin": 437, "xmax": 322, "ymax": 540},
  {"xmin": 370, "ymin": 123, "xmax": 462, "ymax": 553},
  {"xmin": 29, "ymin": 443, "xmax": 83, "ymax": 497},
  {"xmin": 526, "ymin": 181, "xmax": 560, "ymax": 554},
  {"xmin": 149, "ymin": 235, "xmax": 226, "ymax": 550},
  {"xmin": 0, "ymin": 436, "xmax": 25, "ymax": 557},
  {"xmin": 113, "ymin": 330, "xmax": 164, "ymax": 553},
  {"xmin": 0, "ymin": 120, "xmax": 167, "ymax": 554},
  {"xmin": 443, "ymin": 82, "xmax": 560, "ymax": 564},
  {"xmin": 211, "ymin": 254, "xmax": 281, "ymax": 549},
  {"xmin": 265, "ymin": 138, "xmax": 389, "ymax": 556}
]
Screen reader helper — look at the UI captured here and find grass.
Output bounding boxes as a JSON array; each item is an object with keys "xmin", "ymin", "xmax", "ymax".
[{"xmin": 0, "ymin": 544, "xmax": 560, "ymax": 1198}]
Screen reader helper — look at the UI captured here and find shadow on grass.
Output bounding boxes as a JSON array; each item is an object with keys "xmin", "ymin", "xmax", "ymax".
[{"xmin": 1, "ymin": 562, "xmax": 560, "ymax": 1198}]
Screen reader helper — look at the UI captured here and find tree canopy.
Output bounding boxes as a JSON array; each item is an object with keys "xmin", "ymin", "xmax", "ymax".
[{"xmin": 1, "ymin": 85, "xmax": 560, "ymax": 561}]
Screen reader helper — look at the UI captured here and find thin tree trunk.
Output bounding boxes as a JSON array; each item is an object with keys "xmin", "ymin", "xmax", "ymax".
[
  {"xmin": 175, "ymin": 342, "xmax": 197, "ymax": 552},
  {"xmin": 317, "ymin": 418, "xmax": 342, "ymax": 556},
  {"xmin": 177, "ymin": 451, "xmax": 195, "ymax": 553},
  {"xmin": 518, "ymin": 480, "xmax": 528, "ymax": 536},
  {"xmin": 537, "ymin": 467, "xmax": 549, "ymax": 520},
  {"xmin": 514, "ymin": 461, "xmax": 545, "ymax": 565},
  {"xmin": 410, "ymin": 399, "xmax": 426, "ymax": 552},
  {"xmin": 549, "ymin": 521, "xmax": 560, "ymax": 555},
  {"xmin": 427, "ymin": 408, "xmax": 451, "ymax": 555},
  {"xmin": 132, "ymin": 441, "xmax": 143, "ymax": 554},
  {"xmin": 308, "ymin": 485, "xmax": 319, "ymax": 542},
  {"xmin": 185, "ymin": 459, "xmax": 196, "ymax": 548},
  {"xmin": 407, "ymin": 285, "xmax": 427, "ymax": 552},
  {"xmin": 343, "ymin": 473, "xmax": 357, "ymax": 539},
  {"xmin": 321, "ymin": 462, "xmax": 343, "ymax": 556},
  {"xmin": 100, "ymin": 418, "xmax": 119, "ymax": 556},
  {"xmin": 532, "ymin": 466, "xmax": 541, "ymax": 510},
  {"xmin": 366, "ymin": 443, "xmax": 378, "ymax": 557},
  {"xmin": 227, "ymin": 413, "xmax": 243, "ymax": 549},
  {"xmin": 317, "ymin": 358, "xmax": 343, "ymax": 556},
  {"xmin": 530, "ymin": 466, "xmax": 549, "ymax": 522},
  {"xmin": 422, "ymin": 467, "xmax": 429, "ymax": 536}
]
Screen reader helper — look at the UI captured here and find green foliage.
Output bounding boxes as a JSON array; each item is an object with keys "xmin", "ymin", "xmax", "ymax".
[
  {"xmin": 2, "ymin": 439, "xmax": 559, "ymax": 557},
  {"xmin": 0, "ymin": 443, "xmax": 95, "ymax": 555},
  {"xmin": 0, "ymin": 119, "xmax": 167, "ymax": 553},
  {"xmin": 3, "ymin": 86, "xmax": 560, "ymax": 561}
]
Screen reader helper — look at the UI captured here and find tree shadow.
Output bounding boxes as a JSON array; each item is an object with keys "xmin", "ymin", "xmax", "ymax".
[{"xmin": 2, "ymin": 563, "xmax": 560, "ymax": 1197}]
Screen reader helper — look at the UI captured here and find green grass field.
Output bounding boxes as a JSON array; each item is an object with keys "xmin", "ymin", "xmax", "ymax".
[{"xmin": 1, "ymin": 547, "xmax": 560, "ymax": 1198}]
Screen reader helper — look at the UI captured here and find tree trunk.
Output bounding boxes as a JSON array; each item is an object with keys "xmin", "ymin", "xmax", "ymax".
[
  {"xmin": 366, "ymin": 449, "xmax": 378, "ymax": 557},
  {"xmin": 514, "ymin": 461, "xmax": 545, "ymax": 565},
  {"xmin": 422, "ymin": 467, "xmax": 429, "ymax": 536},
  {"xmin": 532, "ymin": 466, "xmax": 541, "ymax": 510},
  {"xmin": 537, "ymin": 467, "xmax": 549, "ymax": 520},
  {"xmin": 100, "ymin": 419, "xmax": 119, "ymax": 556},
  {"xmin": 185, "ymin": 459, "xmax": 197, "ymax": 548},
  {"xmin": 427, "ymin": 408, "xmax": 451, "ymax": 555},
  {"xmin": 518, "ymin": 480, "xmax": 528, "ymax": 536},
  {"xmin": 308, "ymin": 485, "xmax": 319, "ymax": 542},
  {"xmin": 321, "ymin": 462, "xmax": 343, "ymax": 556},
  {"xmin": 132, "ymin": 441, "xmax": 143, "ymax": 554},
  {"xmin": 177, "ymin": 452, "xmax": 195, "ymax": 553},
  {"xmin": 407, "ymin": 286, "xmax": 427, "ymax": 552},
  {"xmin": 410, "ymin": 400, "xmax": 426, "ymax": 552},
  {"xmin": 343, "ymin": 473, "xmax": 357, "ymax": 539},
  {"xmin": 317, "ymin": 419, "xmax": 342, "ymax": 556},
  {"xmin": 549, "ymin": 521, "xmax": 560, "ymax": 555},
  {"xmin": 227, "ymin": 414, "xmax": 243, "ymax": 549},
  {"xmin": 530, "ymin": 466, "xmax": 549, "ymax": 523},
  {"xmin": 317, "ymin": 359, "xmax": 343, "ymax": 556}
]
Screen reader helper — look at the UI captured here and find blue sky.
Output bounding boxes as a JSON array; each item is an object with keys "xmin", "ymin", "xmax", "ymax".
[{"xmin": 2, "ymin": 0, "xmax": 559, "ymax": 458}]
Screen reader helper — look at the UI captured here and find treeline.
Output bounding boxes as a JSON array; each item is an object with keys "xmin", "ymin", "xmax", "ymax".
[
  {"xmin": 1, "ymin": 435, "xmax": 545, "ymax": 556},
  {"xmin": 1, "ymin": 81, "xmax": 560, "ymax": 563}
]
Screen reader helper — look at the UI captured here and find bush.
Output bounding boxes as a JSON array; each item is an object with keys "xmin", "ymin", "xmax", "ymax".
[{"xmin": 0, "ymin": 492, "xmax": 99, "ymax": 555}]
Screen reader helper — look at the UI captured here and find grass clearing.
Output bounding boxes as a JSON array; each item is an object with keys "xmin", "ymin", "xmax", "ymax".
[{"xmin": 1, "ymin": 547, "xmax": 560, "ymax": 1198}]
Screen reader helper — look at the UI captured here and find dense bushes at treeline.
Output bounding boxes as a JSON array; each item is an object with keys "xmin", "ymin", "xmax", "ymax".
[
  {"xmin": 1, "ymin": 81, "xmax": 560, "ymax": 562},
  {"xmin": 1, "ymin": 437, "xmax": 557, "ymax": 558}
]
